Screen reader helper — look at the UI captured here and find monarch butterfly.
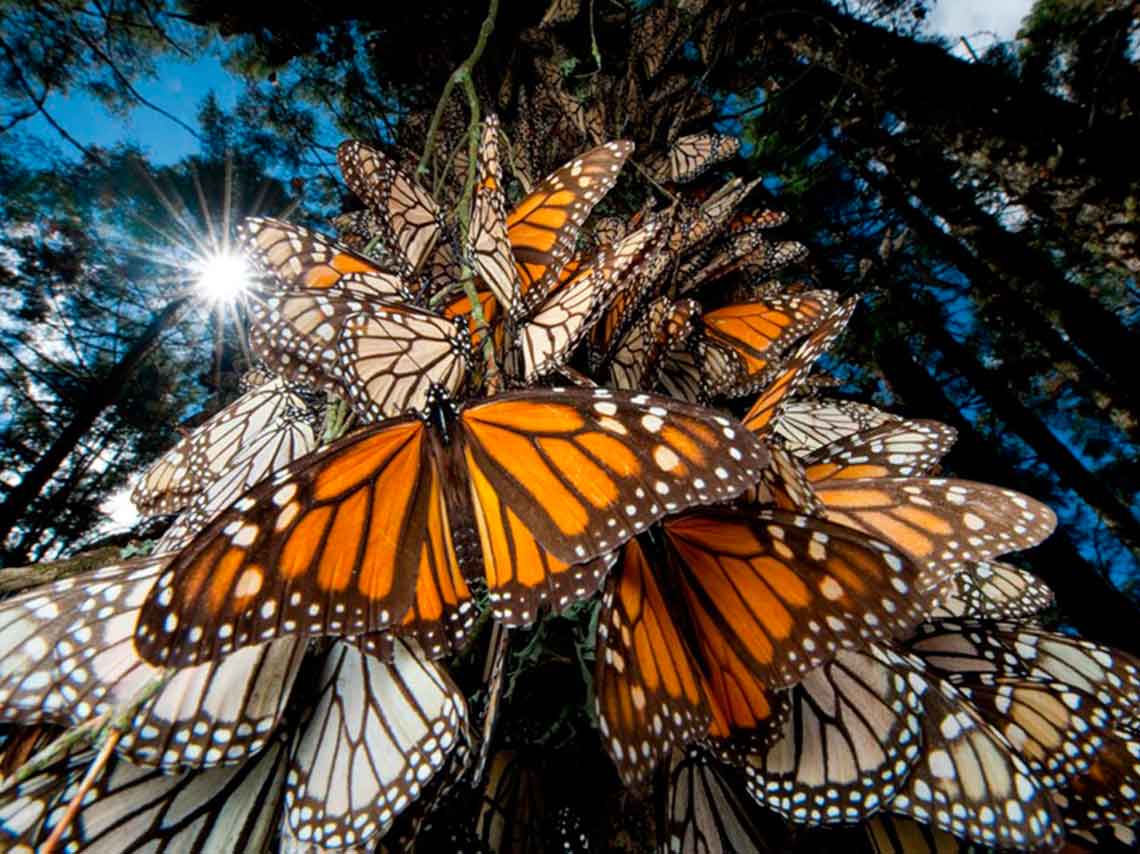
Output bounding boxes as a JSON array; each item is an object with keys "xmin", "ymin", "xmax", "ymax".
[
  {"xmin": 907, "ymin": 621, "xmax": 1140, "ymax": 732},
  {"xmin": 648, "ymin": 133, "xmax": 740, "ymax": 184},
  {"xmin": 670, "ymin": 177, "xmax": 764, "ymax": 258},
  {"xmin": 675, "ymin": 235, "xmax": 808, "ymax": 296},
  {"xmin": 251, "ymin": 293, "xmax": 472, "ymax": 423},
  {"xmin": 594, "ymin": 508, "xmax": 928, "ymax": 784},
  {"xmin": 928, "ymin": 560, "xmax": 1055, "ymax": 620},
  {"xmin": 281, "ymin": 639, "xmax": 467, "ymax": 849},
  {"xmin": 631, "ymin": 5, "xmax": 682, "ymax": 78},
  {"xmin": 131, "ymin": 377, "xmax": 321, "ymax": 517},
  {"xmin": 691, "ymin": 290, "xmax": 839, "ymax": 397},
  {"xmin": 741, "ymin": 299, "xmax": 859, "ymax": 437},
  {"xmin": 728, "ymin": 209, "xmax": 791, "ymax": 234},
  {"xmin": 658, "ymin": 747, "xmax": 778, "ymax": 854},
  {"xmin": 238, "ymin": 217, "xmax": 411, "ymax": 302},
  {"xmin": 775, "ymin": 398, "xmax": 901, "ymax": 455},
  {"xmin": 810, "ymin": 478, "xmax": 1056, "ymax": 593},
  {"xmin": 735, "ymin": 644, "xmax": 925, "ymax": 823},
  {"xmin": 337, "ymin": 140, "xmax": 444, "ymax": 278},
  {"xmin": 478, "ymin": 124, "xmax": 633, "ymax": 321},
  {"xmin": 539, "ymin": 0, "xmax": 580, "ymax": 27},
  {"xmin": 607, "ymin": 296, "xmax": 698, "ymax": 392},
  {"xmin": 135, "ymin": 386, "xmax": 768, "ymax": 667},
  {"xmin": 881, "ymin": 655, "xmax": 1064, "ymax": 850},
  {"xmin": 0, "ymin": 731, "xmax": 289, "ymax": 852},
  {"xmin": 903, "ymin": 630, "xmax": 1116, "ymax": 790},
  {"xmin": 739, "ymin": 645, "xmax": 1065, "ymax": 850},
  {"xmin": 799, "ymin": 419, "xmax": 958, "ymax": 482},
  {"xmin": 0, "ymin": 557, "xmax": 305, "ymax": 771}
]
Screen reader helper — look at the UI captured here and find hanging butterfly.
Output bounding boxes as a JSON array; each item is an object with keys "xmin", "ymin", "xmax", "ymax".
[
  {"xmin": 595, "ymin": 508, "xmax": 929, "ymax": 785},
  {"xmin": 0, "ymin": 557, "xmax": 306, "ymax": 771},
  {"xmin": 135, "ymin": 386, "xmax": 768, "ymax": 667},
  {"xmin": 734, "ymin": 644, "xmax": 925, "ymax": 824},
  {"xmin": 647, "ymin": 133, "xmax": 740, "ymax": 184},
  {"xmin": 737, "ymin": 644, "xmax": 1065, "ymax": 850},
  {"xmin": 879, "ymin": 652, "xmax": 1064, "ymax": 850},
  {"xmin": 607, "ymin": 296, "xmax": 698, "ymax": 392},
  {"xmin": 281, "ymin": 639, "xmax": 468, "ymax": 849},
  {"xmin": 907, "ymin": 621, "xmax": 1140, "ymax": 733},
  {"xmin": 468, "ymin": 117, "xmax": 634, "ymax": 320},
  {"xmin": 631, "ymin": 5, "xmax": 683, "ymax": 78},
  {"xmin": 132, "ymin": 376, "xmax": 321, "ymax": 518},
  {"xmin": 775, "ymin": 398, "xmax": 902, "ymax": 455},
  {"xmin": 740, "ymin": 299, "xmax": 859, "ymax": 438},
  {"xmin": 681, "ymin": 290, "xmax": 839, "ymax": 399},
  {"xmin": 337, "ymin": 139, "xmax": 445, "ymax": 281},
  {"xmin": 675, "ymin": 234, "xmax": 808, "ymax": 296},
  {"xmin": 903, "ymin": 628, "xmax": 1117, "ymax": 791},
  {"xmin": 239, "ymin": 216, "xmax": 411, "ymax": 301},
  {"xmin": 252, "ymin": 292, "xmax": 472, "ymax": 423},
  {"xmin": 927, "ymin": 560, "xmax": 1055, "ymax": 620},
  {"xmin": 0, "ymin": 731, "xmax": 290, "ymax": 852},
  {"xmin": 657, "ymin": 747, "xmax": 779, "ymax": 854}
]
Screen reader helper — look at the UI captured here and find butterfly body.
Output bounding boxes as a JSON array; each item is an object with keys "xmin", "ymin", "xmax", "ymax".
[{"xmin": 137, "ymin": 387, "xmax": 769, "ymax": 667}]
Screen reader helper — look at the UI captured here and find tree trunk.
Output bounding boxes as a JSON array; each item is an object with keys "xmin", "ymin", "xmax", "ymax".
[
  {"xmin": 837, "ymin": 133, "xmax": 1140, "ymax": 437},
  {"xmin": 0, "ymin": 297, "xmax": 189, "ymax": 564},
  {"xmin": 763, "ymin": 0, "xmax": 1140, "ymax": 276},
  {"xmin": 863, "ymin": 126, "xmax": 1140, "ymax": 393}
]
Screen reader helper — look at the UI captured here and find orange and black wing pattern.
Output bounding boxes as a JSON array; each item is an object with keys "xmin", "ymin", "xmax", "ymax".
[
  {"xmin": 466, "ymin": 452, "xmax": 615, "ymax": 623},
  {"xmin": 595, "ymin": 539, "xmax": 714, "ymax": 785},
  {"xmin": 663, "ymin": 508, "xmax": 929, "ymax": 689},
  {"xmin": 459, "ymin": 387, "xmax": 768, "ymax": 565},
  {"xmin": 741, "ymin": 299, "xmax": 857, "ymax": 437},
  {"xmin": 801, "ymin": 420, "xmax": 957, "ymax": 482},
  {"xmin": 337, "ymin": 140, "xmax": 442, "ymax": 275},
  {"xmin": 239, "ymin": 217, "xmax": 410, "ymax": 301},
  {"xmin": 810, "ymin": 478, "xmax": 1057, "ymax": 592},
  {"xmin": 135, "ymin": 419, "xmax": 432, "ymax": 667},
  {"xmin": 507, "ymin": 141, "xmax": 634, "ymax": 318},
  {"xmin": 469, "ymin": 115, "xmax": 520, "ymax": 309}
]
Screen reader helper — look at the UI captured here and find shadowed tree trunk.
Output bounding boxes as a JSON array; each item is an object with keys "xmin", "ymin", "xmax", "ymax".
[{"xmin": 0, "ymin": 296, "xmax": 189, "ymax": 565}]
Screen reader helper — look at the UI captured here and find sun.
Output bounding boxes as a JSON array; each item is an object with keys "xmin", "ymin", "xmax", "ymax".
[{"xmin": 194, "ymin": 251, "xmax": 253, "ymax": 302}]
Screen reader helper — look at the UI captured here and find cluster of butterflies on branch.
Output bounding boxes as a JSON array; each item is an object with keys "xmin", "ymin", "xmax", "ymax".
[{"xmin": 1, "ymin": 97, "xmax": 1139, "ymax": 854}]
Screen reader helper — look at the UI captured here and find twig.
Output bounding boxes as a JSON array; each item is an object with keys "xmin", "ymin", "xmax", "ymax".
[
  {"xmin": 417, "ymin": 0, "xmax": 500, "ymax": 177},
  {"xmin": 40, "ymin": 729, "xmax": 123, "ymax": 853},
  {"xmin": 2, "ymin": 672, "xmax": 172, "ymax": 793}
]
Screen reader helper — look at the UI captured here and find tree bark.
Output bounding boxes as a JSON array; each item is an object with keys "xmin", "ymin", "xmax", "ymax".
[
  {"xmin": 0, "ymin": 297, "xmax": 189, "ymax": 564},
  {"xmin": 837, "ymin": 133, "xmax": 1140, "ymax": 436}
]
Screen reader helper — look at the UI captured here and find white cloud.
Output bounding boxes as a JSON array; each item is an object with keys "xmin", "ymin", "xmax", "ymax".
[{"xmin": 927, "ymin": 0, "xmax": 1034, "ymax": 57}]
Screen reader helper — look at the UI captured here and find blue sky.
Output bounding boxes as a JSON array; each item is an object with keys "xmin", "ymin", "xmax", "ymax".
[
  {"xmin": 17, "ymin": 45, "xmax": 242, "ymax": 164},
  {"xmin": 9, "ymin": 2, "xmax": 1038, "ymax": 166}
]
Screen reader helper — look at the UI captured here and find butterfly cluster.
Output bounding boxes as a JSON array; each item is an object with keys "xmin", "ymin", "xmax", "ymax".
[{"xmin": 0, "ymin": 108, "xmax": 1137, "ymax": 854}]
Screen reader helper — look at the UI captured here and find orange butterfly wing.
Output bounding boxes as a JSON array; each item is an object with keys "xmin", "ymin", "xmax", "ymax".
[
  {"xmin": 594, "ymin": 539, "xmax": 714, "ymax": 785},
  {"xmin": 460, "ymin": 388, "xmax": 768, "ymax": 565},
  {"xmin": 664, "ymin": 509, "xmax": 928, "ymax": 689},
  {"xmin": 136, "ymin": 419, "xmax": 432, "ymax": 666},
  {"xmin": 507, "ymin": 141, "xmax": 634, "ymax": 318},
  {"xmin": 810, "ymin": 478, "xmax": 1057, "ymax": 592}
]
